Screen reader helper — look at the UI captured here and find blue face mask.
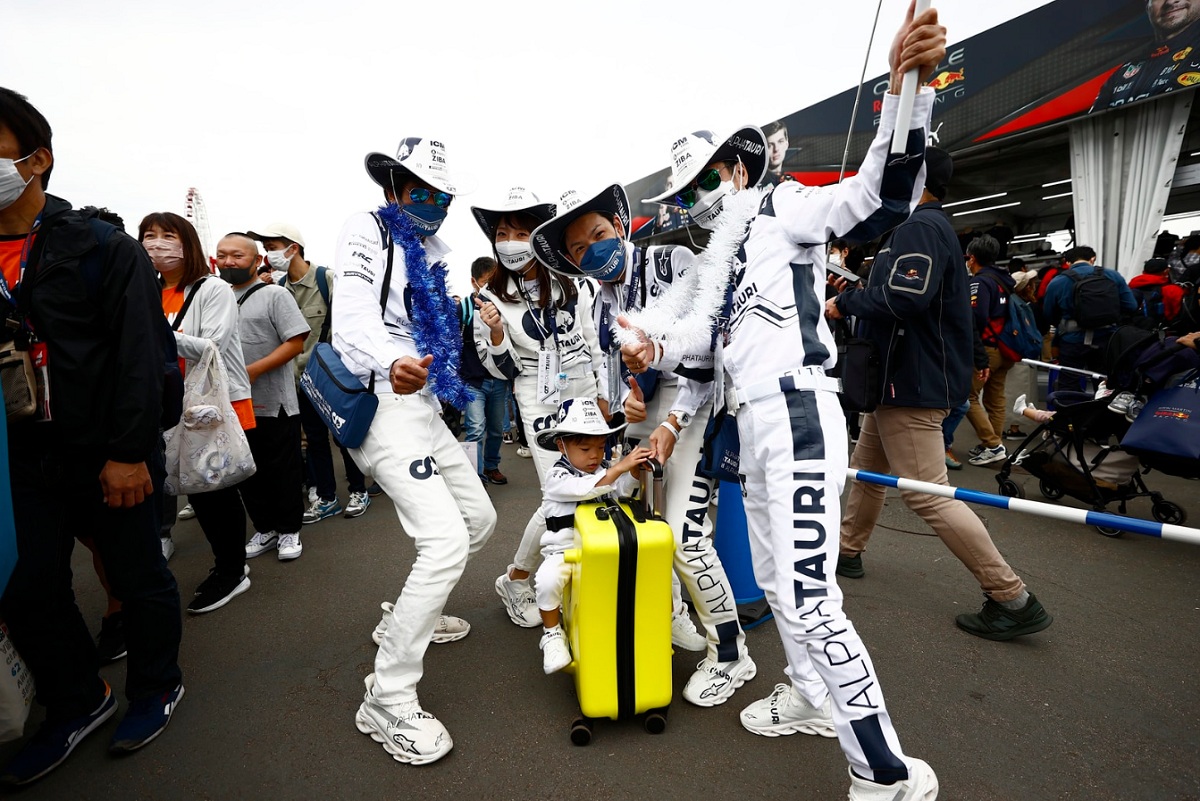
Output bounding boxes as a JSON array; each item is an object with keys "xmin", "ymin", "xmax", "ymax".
[
  {"xmin": 578, "ymin": 238, "xmax": 625, "ymax": 282},
  {"xmin": 402, "ymin": 203, "xmax": 448, "ymax": 236}
]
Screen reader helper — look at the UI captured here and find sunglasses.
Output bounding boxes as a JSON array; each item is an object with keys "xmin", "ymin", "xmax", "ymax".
[
  {"xmin": 409, "ymin": 187, "xmax": 453, "ymax": 209},
  {"xmin": 674, "ymin": 167, "xmax": 723, "ymax": 209}
]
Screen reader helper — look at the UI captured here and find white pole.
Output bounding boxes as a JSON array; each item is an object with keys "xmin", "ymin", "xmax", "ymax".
[{"xmin": 890, "ymin": 0, "xmax": 932, "ymax": 154}]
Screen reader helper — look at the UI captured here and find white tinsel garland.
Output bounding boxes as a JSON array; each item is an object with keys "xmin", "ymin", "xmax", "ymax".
[{"xmin": 613, "ymin": 187, "xmax": 764, "ymax": 354}]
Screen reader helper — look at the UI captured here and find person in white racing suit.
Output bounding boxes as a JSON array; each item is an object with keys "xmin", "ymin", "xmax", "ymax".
[
  {"xmin": 334, "ymin": 137, "xmax": 495, "ymax": 766},
  {"xmin": 529, "ymin": 184, "xmax": 752, "ymax": 707},
  {"xmin": 619, "ymin": 6, "xmax": 947, "ymax": 799},
  {"xmin": 469, "ymin": 187, "xmax": 605, "ymax": 627}
]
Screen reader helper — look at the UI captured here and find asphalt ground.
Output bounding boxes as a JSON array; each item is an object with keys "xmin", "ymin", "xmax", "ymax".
[{"xmin": 6, "ymin": 377, "xmax": 1200, "ymax": 800}]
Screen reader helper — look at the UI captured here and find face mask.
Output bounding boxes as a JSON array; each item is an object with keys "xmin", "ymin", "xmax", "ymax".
[
  {"xmin": 265, "ymin": 247, "xmax": 292, "ymax": 271},
  {"xmin": 220, "ymin": 266, "xmax": 255, "ymax": 285},
  {"xmin": 828, "ymin": 251, "xmax": 843, "ymax": 268},
  {"xmin": 402, "ymin": 203, "xmax": 448, "ymax": 236},
  {"xmin": 686, "ymin": 180, "xmax": 733, "ymax": 230},
  {"xmin": 578, "ymin": 238, "xmax": 626, "ymax": 282},
  {"xmin": 143, "ymin": 239, "xmax": 185, "ymax": 272},
  {"xmin": 0, "ymin": 153, "xmax": 35, "ymax": 212},
  {"xmin": 495, "ymin": 240, "xmax": 533, "ymax": 271}
]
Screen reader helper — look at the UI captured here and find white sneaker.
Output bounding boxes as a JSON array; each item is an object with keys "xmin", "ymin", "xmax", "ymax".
[
  {"xmin": 848, "ymin": 757, "xmax": 939, "ymax": 800},
  {"xmin": 682, "ymin": 654, "xmax": 757, "ymax": 707},
  {"xmin": 671, "ymin": 612, "xmax": 708, "ymax": 652},
  {"xmin": 276, "ymin": 532, "xmax": 302, "ymax": 561},
  {"xmin": 516, "ymin": 446, "xmax": 532, "ymax": 458},
  {"xmin": 432, "ymin": 614, "xmax": 471, "ymax": 643},
  {"xmin": 344, "ymin": 490, "xmax": 371, "ymax": 519},
  {"xmin": 160, "ymin": 536, "xmax": 175, "ymax": 562},
  {"xmin": 372, "ymin": 602, "xmax": 471, "ymax": 645},
  {"xmin": 245, "ymin": 531, "xmax": 278, "ymax": 558},
  {"xmin": 540, "ymin": 626, "xmax": 572, "ymax": 674},
  {"xmin": 739, "ymin": 682, "xmax": 837, "ymax": 737},
  {"xmin": 494, "ymin": 568, "xmax": 541, "ymax": 628},
  {"xmin": 177, "ymin": 503, "xmax": 195, "ymax": 520},
  {"xmin": 372, "ymin": 601, "xmax": 393, "ymax": 645},
  {"xmin": 967, "ymin": 444, "xmax": 1007, "ymax": 466},
  {"xmin": 307, "ymin": 486, "xmax": 318, "ymax": 505},
  {"xmin": 355, "ymin": 674, "xmax": 452, "ymax": 766}
]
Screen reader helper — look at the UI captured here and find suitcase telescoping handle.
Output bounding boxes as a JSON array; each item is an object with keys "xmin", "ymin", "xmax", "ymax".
[{"xmin": 638, "ymin": 457, "xmax": 665, "ymax": 520}]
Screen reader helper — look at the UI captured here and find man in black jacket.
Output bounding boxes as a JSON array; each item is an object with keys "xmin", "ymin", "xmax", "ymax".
[
  {"xmin": 0, "ymin": 87, "xmax": 183, "ymax": 785},
  {"xmin": 825, "ymin": 148, "xmax": 1052, "ymax": 641}
]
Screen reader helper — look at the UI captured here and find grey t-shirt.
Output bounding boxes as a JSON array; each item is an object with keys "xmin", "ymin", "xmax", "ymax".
[{"xmin": 233, "ymin": 282, "xmax": 310, "ymax": 417}]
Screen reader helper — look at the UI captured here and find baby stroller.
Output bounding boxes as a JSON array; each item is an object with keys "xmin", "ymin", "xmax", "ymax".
[
  {"xmin": 994, "ymin": 392, "xmax": 1178, "ymax": 536},
  {"xmin": 995, "ymin": 326, "xmax": 1189, "ymax": 535}
]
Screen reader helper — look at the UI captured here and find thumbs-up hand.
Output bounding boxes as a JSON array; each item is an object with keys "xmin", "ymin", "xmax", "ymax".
[
  {"xmin": 390, "ymin": 354, "xmax": 434, "ymax": 395},
  {"xmin": 617, "ymin": 316, "xmax": 654, "ymax": 374},
  {"xmin": 624, "ymin": 376, "xmax": 647, "ymax": 425},
  {"xmin": 474, "ymin": 296, "xmax": 504, "ymax": 334}
]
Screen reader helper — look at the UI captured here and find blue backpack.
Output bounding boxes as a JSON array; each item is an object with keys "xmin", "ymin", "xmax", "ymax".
[{"xmin": 984, "ymin": 275, "xmax": 1042, "ymax": 361}]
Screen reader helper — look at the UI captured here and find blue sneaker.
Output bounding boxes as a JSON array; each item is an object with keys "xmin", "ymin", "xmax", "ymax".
[
  {"xmin": 0, "ymin": 682, "xmax": 117, "ymax": 786},
  {"xmin": 109, "ymin": 684, "xmax": 185, "ymax": 753},
  {"xmin": 302, "ymin": 497, "xmax": 342, "ymax": 525}
]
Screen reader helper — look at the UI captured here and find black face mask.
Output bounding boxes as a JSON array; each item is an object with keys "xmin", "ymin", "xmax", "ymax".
[{"xmin": 220, "ymin": 266, "xmax": 255, "ymax": 285}]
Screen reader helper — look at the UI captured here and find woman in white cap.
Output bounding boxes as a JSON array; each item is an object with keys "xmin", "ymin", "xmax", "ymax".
[
  {"xmin": 528, "ymin": 183, "xmax": 754, "ymax": 708},
  {"xmin": 334, "ymin": 136, "xmax": 496, "ymax": 767},
  {"xmin": 469, "ymin": 188, "xmax": 606, "ymax": 627}
]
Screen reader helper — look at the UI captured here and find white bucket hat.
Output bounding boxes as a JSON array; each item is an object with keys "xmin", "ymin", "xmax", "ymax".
[
  {"xmin": 642, "ymin": 126, "xmax": 768, "ymax": 207},
  {"xmin": 364, "ymin": 136, "xmax": 476, "ymax": 196},
  {"xmin": 470, "ymin": 187, "xmax": 556, "ymax": 243},
  {"xmin": 535, "ymin": 397, "xmax": 627, "ymax": 451},
  {"xmin": 530, "ymin": 184, "xmax": 630, "ymax": 278}
]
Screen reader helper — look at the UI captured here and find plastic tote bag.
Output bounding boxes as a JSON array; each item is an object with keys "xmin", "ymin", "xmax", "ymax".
[
  {"xmin": 0, "ymin": 622, "xmax": 33, "ymax": 743},
  {"xmin": 163, "ymin": 342, "xmax": 256, "ymax": 495}
]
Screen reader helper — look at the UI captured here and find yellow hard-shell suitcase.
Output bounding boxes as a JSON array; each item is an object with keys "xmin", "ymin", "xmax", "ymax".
[{"xmin": 562, "ymin": 465, "xmax": 674, "ymax": 744}]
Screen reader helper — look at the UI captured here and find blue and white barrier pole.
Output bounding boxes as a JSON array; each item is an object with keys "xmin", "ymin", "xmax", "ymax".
[{"xmin": 847, "ymin": 469, "xmax": 1200, "ymax": 546}]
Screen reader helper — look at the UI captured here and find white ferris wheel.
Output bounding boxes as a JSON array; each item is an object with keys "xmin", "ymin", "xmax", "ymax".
[{"xmin": 185, "ymin": 187, "xmax": 213, "ymax": 262}]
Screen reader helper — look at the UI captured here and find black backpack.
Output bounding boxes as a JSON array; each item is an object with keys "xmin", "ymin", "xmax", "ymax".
[
  {"xmin": 1067, "ymin": 265, "xmax": 1122, "ymax": 329},
  {"xmin": 1174, "ymin": 281, "xmax": 1200, "ymax": 334}
]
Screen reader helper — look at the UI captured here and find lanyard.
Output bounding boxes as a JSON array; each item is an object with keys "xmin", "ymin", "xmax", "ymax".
[
  {"xmin": 599, "ymin": 248, "xmax": 646, "ymax": 354},
  {"xmin": 0, "ymin": 211, "xmax": 42, "ymax": 311},
  {"xmin": 517, "ymin": 280, "xmax": 561, "ymax": 349}
]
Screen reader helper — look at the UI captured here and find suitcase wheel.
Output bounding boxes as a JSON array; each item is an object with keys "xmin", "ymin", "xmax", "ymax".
[
  {"xmin": 643, "ymin": 708, "xmax": 668, "ymax": 735},
  {"xmin": 570, "ymin": 716, "xmax": 593, "ymax": 746}
]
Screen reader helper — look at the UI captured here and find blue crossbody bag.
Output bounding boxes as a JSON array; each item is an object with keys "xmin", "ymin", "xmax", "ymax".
[{"xmin": 300, "ymin": 215, "xmax": 394, "ymax": 448}]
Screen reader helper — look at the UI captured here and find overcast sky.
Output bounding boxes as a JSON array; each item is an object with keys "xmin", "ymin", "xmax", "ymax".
[{"xmin": 4, "ymin": 0, "xmax": 1052, "ymax": 292}]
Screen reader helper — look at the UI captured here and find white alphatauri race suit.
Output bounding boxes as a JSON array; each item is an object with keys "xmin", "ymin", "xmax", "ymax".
[
  {"xmin": 654, "ymin": 88, "xmax": 935, "ymax": 784},
  {"xmin": 332, "ymin": 211, "xmax": 496, "ymax": 707},
  {"xmin": 595, "ymin": 242, "xmax": 747, "ymax": 664},
  {"xmin": 475, "ymin": 272, "xmax": 601, "ymax": 574}
]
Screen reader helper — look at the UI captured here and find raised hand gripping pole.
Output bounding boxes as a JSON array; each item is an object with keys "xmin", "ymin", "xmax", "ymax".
[{"xmin": 890, "ymin": 0, "xmax": 932, "ymax": 155}]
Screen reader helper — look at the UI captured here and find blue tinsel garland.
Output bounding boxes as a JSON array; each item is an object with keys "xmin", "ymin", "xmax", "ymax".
[{"xmin": 376, "ymin": 203, "xmax": 473, "ymax": 410}]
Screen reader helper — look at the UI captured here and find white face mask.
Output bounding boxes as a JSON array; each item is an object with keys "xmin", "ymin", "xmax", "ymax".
[
  {"xmin": 495, "ymin": 240, "xmax": 533, "ymax": 271},
  {"xmin": 828, "ymin": 251, "xmax": 843, "ymax": 268},
  {"xmin": 0, "ymin": 153, "xmax": 35, "ymax": 212},
  {"xmin": 265, "ymin": 247, "xmax": 292, "ymax": 271},
  {"xmin": 686, "ymin": 180, "xmax": 734, "ymax": 230}
]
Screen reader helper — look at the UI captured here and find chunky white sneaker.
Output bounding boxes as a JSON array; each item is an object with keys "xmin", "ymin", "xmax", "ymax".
[
  {"xmin": 372, "ymin": 602, "xmax": 393, "ymax": 645},
  {"xmin": 739, "ymin": 683, "xmax": 837, "ymax": 737},
  {"xmin": 276, "ymin": 533, "xmax": 302, "ymax": 561},
  {"xmin": 245, "ymin": 531, "xmax": 278, "ymax": 558},
  {"xmin": 516, "ymin": 446, "xmax": 532, "ymax": 458},
  {"xmin": 344, "ymin": 491, "xmax": 371, "ymax": 519},
  {"xmin": 540, "ymin": 626, "xmax": 572, "ymax": 674},
  {"xmin": 372, "ymin": 602, "xmax": 471, "ymax": 645},
  {"xmin": 494, "ymin": 569, "xmax": 541, "ymax": 628},
  {"xmin": 671, "ymin": 612, "xmax": 708, "ymax": 652},
  {"xmin": 176, "ymin": 503, "xmax": 195, "ymax": 520},
  {"xmin": 848, "ymin": 757, "xmax": 939, "ymax": 800},
  {"xmin": 160, "ymin": 537, "xmax": 175, "ymax": 562},
  {"xmin": 355, "ymin": 674, "xmax": 452, "ymax": 766},
  {"xmin": 682, "ymin": 655, "xmax": 757, "ymax": 707}
]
